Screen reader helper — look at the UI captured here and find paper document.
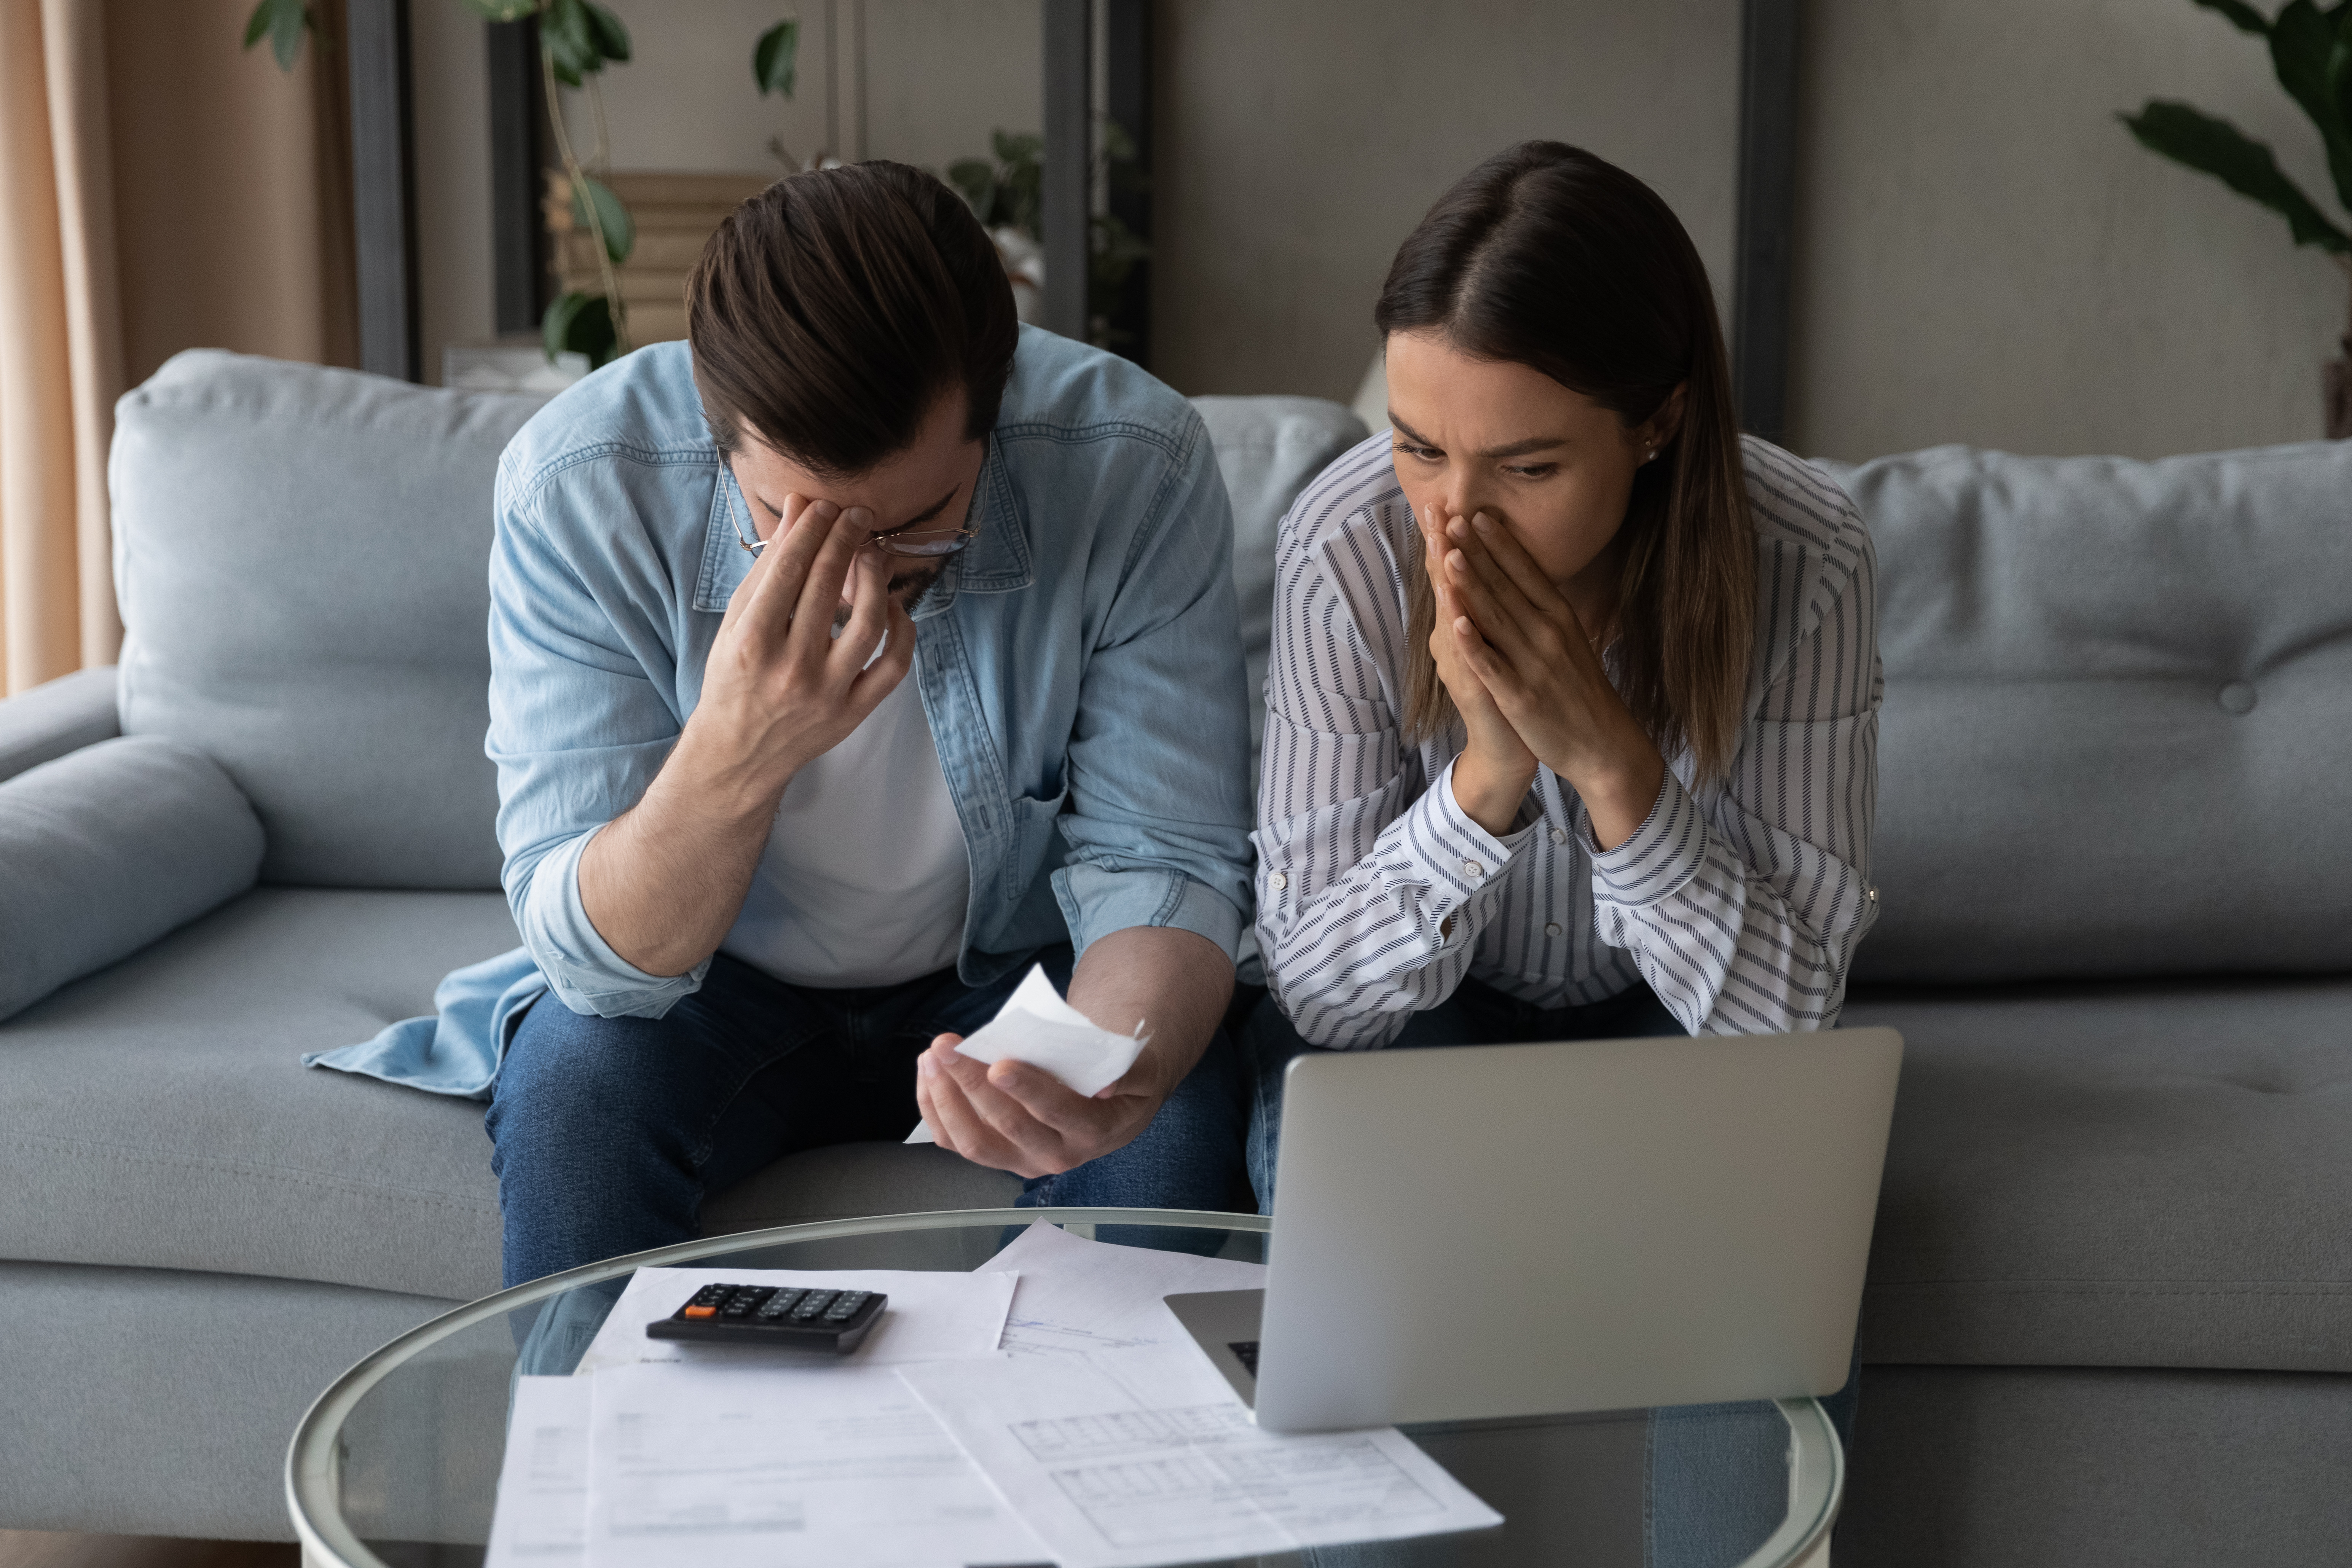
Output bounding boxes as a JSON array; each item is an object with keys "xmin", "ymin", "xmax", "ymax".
[
  {"xmin": 573, "ymin": 1267, "xmax": 1017, "ymax": 1376},
  {"xmin": 908, "ymin": 965, "xmax": 1147, "ymax": 1143},
  {"xmin": 584, "ymin": 1359, "xmax": 1048, "ymax": 1568},
  {"xmin": 983, "ymin": 1219, "xmax": 1269, "ymax": 1356},
  {"xmin": 901, "ymin": 1343, "xmax": 1500, "ymax": 1568},
  {"xmin": 485, "ymin": 1376, "xmax": 591, "ymax": 1566}
]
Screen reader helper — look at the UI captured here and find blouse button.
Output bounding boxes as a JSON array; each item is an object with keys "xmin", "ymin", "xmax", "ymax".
[
  {"xmin": 1270, "ymin": 872, "xmax": 1289, "ymax": 891},
  {"xmin": 1544, "ymin": 921, "xmax": 1564, "ymax": 938},
  {"xmin": 1549, "ymin": 828, "xmax": 1569, "ymax": 846},
  {"xmin": 1866, "ymin": 885, "xmax": 1878, "ymax": 903},
  {"xmin": 1462, "ymin": 859, "xmax": 1483, "ymax": 879}
]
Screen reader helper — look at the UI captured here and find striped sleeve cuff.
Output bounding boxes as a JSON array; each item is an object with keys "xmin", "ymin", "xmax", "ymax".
[
  {"xmin": 1588, "ymin": 773, "xmax": 1710, "ymax": 910},
  {"xmin": 1377, "ymin": 756, "xmax": 1536, "ymax": 913}
]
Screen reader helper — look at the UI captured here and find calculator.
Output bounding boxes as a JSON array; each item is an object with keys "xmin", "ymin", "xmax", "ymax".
[{"xmin": 645, "ymin": 1282, "xmax": 889, "ymax": 1352}]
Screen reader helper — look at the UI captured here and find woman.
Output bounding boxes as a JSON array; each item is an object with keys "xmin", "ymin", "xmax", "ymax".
[{"xmin": 1245, "ymin": 141, "xmax": 1880, "ymax": 1565}]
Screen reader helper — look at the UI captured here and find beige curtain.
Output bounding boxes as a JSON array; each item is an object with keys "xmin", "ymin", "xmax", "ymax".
[{"xmin": 0, "ymin": 0, "xmax": 356, "ymax": 696}]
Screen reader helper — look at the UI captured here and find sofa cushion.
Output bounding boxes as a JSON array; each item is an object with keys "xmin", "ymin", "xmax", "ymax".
[
  {"xmin": 110, "ymin": 352, "xmax": 542, "ymax": 890},
  {"xmin": 1191, "ymin": 395, "xmax": 1368, "ymax": 771},
  {"xmin": 0, "ymin": 736, "xmax": 264, "ymax": 1022},
  {"xmin": 0, "ymin": 889, "xmax": 1020, "ymax": 1301},
  {"xmin": 1821, "ymin": 441, "xmax": 2352, "ymax": 985},
  {"xmin": 0, "ymin": 666, "xmax": 118, "ymax": 784},
  {"xmin": 1844, "ymin": 980, "xmax": 2352, "ymax": 1372}
]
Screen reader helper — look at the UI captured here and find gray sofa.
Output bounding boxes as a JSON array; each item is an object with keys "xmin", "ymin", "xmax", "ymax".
[{"xmin": 0, "ymin": 352, "xmax": 2344, "ymax": 1563}]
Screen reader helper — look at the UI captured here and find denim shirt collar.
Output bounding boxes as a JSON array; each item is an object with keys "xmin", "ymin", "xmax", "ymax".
[{"xmin": 692, "ymin": 434, "xmax": 1031, "ymax": 622}]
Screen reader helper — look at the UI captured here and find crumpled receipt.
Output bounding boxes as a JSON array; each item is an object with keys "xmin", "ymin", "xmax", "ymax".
[{"xmin": 906, "ymin": 964, "xmax": 1147, "ymax": 1143}]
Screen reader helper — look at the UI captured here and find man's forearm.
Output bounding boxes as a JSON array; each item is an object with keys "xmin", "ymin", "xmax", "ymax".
[
  {"xmin": 577, "ymin": 724, "xmax": 788, "ymax": 977},
  {"xmin": 1066, "ymin": 924, "xmax": 1236, "ymax": 1093}
]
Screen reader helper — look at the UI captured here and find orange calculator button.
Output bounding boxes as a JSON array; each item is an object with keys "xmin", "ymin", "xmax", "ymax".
[{"xmin": 682, "ymin": 1304, "xmax": 717, "ymax": 1319}]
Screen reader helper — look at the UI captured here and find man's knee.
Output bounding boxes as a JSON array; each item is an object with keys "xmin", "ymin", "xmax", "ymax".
[{"xmin": 487, "ymin": 997, "xmax": 702, "ymax": 1168}]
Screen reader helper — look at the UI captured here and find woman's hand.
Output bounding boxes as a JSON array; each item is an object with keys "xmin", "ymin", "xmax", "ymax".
[
  {"xmin": 1422, "ymin": 504, "xmax": 1537, "ymax": 836},
  {"xmin": 1441, "ymin": 511, "xmax": 1667, "ymax": 851}
]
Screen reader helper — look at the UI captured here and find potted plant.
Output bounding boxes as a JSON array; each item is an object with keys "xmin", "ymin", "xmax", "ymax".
[
  {"xmin": 246, "ymin": 0, "xmax": 809, "ymax": 371},
  {"xmin": 2121, "ymin": 0, "xmax": 2352, "ymax": 437}
]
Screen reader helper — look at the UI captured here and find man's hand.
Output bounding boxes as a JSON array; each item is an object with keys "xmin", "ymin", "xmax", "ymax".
[
  {"xmin": 1422, "ymin": 502, "xmax": 1537, "ymax": 837},
  {"xmin": 1440, "ymin": 510, "xmax": 1666, "ymax": 851},
  {"xmin": 679, "ymin": 494, "xmax": 914, "ymax": 810},
  {"xmin": 914, "ymin": 926, "xmax": 1233, "ymax": 1180},
  {"xmin": 577, "ymin": 496, "xmax": 914, "ymax": 978}
]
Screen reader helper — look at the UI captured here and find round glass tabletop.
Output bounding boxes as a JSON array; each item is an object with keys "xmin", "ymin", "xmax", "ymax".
[{"xmin": 286, "ymin": 1209, "xmax": 1838, "ymax": 1568}]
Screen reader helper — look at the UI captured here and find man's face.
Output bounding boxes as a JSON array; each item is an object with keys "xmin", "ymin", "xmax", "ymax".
[{"xmin": 725, "ymin": 389, "xmax": 986, "ymax": 613}]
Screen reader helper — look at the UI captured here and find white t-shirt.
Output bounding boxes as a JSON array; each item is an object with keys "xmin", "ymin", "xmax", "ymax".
[{"xmin": 721, "ymin": 674, "xmax": 972, "ymax": 989}]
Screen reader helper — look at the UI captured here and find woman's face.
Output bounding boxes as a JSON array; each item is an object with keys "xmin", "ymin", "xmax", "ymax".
[{"xmin": 1384, "ymin": 329, "xmax": 1679, "ymax": 593}]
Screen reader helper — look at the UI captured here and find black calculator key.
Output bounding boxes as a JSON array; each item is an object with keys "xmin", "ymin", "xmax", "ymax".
[
  {"xmin": 824, "ymin": 1292, "xmax": 868, "ymax": 1321},
  {"xmin": 756, "ymin": 1289, "xmax": 804, "ymax": 1318},
  {"xmin": 790, "ymin": 1290, "xmax": 837, "ymax": 1320}
]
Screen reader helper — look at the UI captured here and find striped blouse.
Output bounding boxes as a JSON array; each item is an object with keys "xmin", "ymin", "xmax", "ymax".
[{"xmin": 1251, "ymin": 432, "xmax": 1882, "ymax": 1048}]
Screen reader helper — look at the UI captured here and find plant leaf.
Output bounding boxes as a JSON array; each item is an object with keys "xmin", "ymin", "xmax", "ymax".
[
  {"xmin": 2193, "ymin": 0, "xmax": 2275, "ymax": 32},
  {"xmin": 2268, "ymin": 0, "xmax": 2352, "ymax": 207},
  {"xmin": 273, "ymin": 2, "xmax": 310, "ymax": 72},
  {"xmin": 542, "ymin": 0, "xmax": 601, "ymax": 84},
  {"xmin": 946, "ymin": 158, "xmax": 997, "ymax": 219},
  {"xmin": 582, "ymin": 0, "xmax": 631, "ymax": 64},
  {"xmin": 457, "ymin": 0, "xmax": 543, "ymax": 20},
  {"xmin": 2331, "ymin": 6, "xmax": 2352, "ymax": 206},
  {"xmin": 242, "ymin": 0, "xmax": 309, "ymax": 71},
  {"xmin": 544, "ymin": 291, "xmax": 619, "ymax": 369},
  {"xmin": 755, "ymin": 19, "xmax": 800, "ymax": 98},
  {"xmin": 570, "ymin": 173, "xmax": 636, "ymax": 264},
  {"xmin": 992, "ymin": 130, "xmax": 1042, "ymax": 167},
  {"xmin": 2122, "ymin": 99, "xmax": 2352, "ymax": 251}
]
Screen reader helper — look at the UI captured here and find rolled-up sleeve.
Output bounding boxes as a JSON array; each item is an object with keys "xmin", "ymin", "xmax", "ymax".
[
  {"xmin": 487, "ymin": 462, "xmax": 705, "ymax": 1018},
  {"xmin": 1050, "ymin": 414, "xmax": 1256, "ymax": 964}
]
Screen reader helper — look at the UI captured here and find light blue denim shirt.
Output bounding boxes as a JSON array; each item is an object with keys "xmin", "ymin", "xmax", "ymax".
[{"xmin": 309, "ymin": 326, "xmax": 1253, "ymax": 1097}]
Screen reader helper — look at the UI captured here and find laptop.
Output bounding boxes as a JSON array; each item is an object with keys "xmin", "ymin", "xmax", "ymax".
[{"xmin": 1166, "ymin": 1027, "xmax": 1902, "ymax": 1432}]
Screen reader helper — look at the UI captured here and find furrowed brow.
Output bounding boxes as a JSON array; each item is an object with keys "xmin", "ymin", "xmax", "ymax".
[{"xmin": 1479, "ymin": 435, "xmax": 1568, "ymax": 460}]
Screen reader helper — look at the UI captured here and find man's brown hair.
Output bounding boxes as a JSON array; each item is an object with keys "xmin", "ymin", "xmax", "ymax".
[{"xmin": 686, "ymin": 161, "xmax": 1018, "ymax": 476}]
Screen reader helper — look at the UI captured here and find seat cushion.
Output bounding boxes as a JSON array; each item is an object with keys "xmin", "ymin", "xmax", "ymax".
[
  {"xmin": 0, "ymin": 890, "xmax": 1019, "ymax": 1301},
  {"xmin": 1845, "ymin": 980, "xmax": 2352, "ymax": 1372}
]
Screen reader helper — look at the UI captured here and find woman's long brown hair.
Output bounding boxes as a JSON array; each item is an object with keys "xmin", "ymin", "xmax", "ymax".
[{"xmin": 1380, "ymin": 142, "xmax": 1754, "ymax": 784}]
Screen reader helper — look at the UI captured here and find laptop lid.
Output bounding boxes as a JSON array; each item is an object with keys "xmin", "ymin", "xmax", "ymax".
[{"xmin": 1251, "ymin": 1028, "xmax": 1902, "ymax": 1432}]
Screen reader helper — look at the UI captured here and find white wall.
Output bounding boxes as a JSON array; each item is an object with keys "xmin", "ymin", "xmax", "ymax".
[
  {"xmin": 1792, "ymin": 0, "xmax": 2352, "ymax": 460},
  {"xmin": 407, "ymin": 2, "xmax": 2352, "ymax": 456},
  {"xmin": 1150, "ymin": 0, "xmax": 1741, "ymax": 405},
  {"xmin": 861, "ymin": 0, "xmax": 1040, "ymax": 173}
]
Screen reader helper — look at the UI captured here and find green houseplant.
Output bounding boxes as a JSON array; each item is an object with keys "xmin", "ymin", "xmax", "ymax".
[
  {"xmin": 2121, "ymin": 0, "xmax": 2352, "ymax": 435},
  {"xmin": 245, "ymin": 0, "xmax": 805, "ymax": 370}
]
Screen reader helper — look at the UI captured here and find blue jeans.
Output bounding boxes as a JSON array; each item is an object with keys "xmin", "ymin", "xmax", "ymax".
[
  {"xmin": 486, "ymin": 946, "xmax": 1250, "ymax": 1288},
  {"xmin": 1240, "ymin": 980, "xmax": 1860, "ymax": 1568}
]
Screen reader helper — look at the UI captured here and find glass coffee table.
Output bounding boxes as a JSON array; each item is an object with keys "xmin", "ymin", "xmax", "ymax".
[{"xmin": 286, "ymin": 1209, "xmax": 1838, "ymax": 1568}]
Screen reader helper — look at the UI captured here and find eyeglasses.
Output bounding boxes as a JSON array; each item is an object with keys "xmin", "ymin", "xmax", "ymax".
[{"xmin": 732, "ymin": 486, "xmax": 982, "ymax": 561}]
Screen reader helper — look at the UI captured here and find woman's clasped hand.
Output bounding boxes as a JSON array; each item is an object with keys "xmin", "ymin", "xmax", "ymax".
[{"xmin": 1424, "ymin": 500, "xmax": 1666, "ymax": 851}]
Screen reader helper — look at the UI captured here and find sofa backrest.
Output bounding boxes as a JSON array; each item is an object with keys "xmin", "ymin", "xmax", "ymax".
[
  {"xmin": 112, "ymin": 352, "xmax": 539, "ymax": 889},
  {"xmin": 1193, "ymin": 395, "xmax": 1370, "ymax": 771},
  {"xmin": 1823, "ymin": 441, "xmax": 2352, "ymax": 985},
  {"xmin": 109, "ymin": 352, "xmax": 1360, "ymax": 894}
]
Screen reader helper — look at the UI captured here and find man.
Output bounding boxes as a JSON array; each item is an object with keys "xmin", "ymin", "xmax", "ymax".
[{"xmin": 478, "ymin": 162, "xmax": 1254, "ymax": 1286}]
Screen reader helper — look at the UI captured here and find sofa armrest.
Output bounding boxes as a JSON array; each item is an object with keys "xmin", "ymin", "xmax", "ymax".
[
  {"xmin": 0, "ymin": 665, "xmax": 119, "ymax": 784},
  {"xmin": 0, "ymin": 736, "xmax": 263, "ymax": 1022}
]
